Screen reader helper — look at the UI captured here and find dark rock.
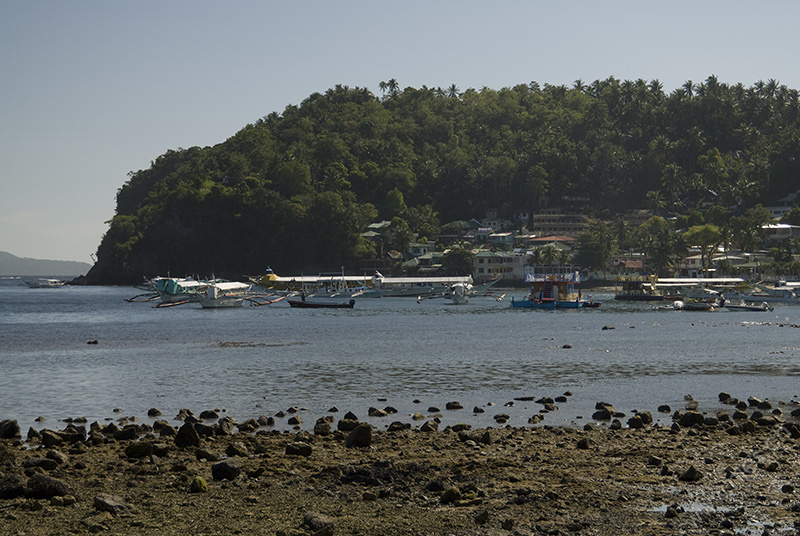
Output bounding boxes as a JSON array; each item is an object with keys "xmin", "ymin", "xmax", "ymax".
[
  {"xmin": 345, "ymin": 423, "xmax": 372, "ymax": 448},
  {"xmin": 445, "ymin": 401, "xmax": 463, "ymax": 410},
  {"xmin": 747, "ymin": 396, "xmax": 761, "ymax": 407},
  {"xmin": 46, "ymin": 450, "xmax": 68, "ymax": 465},
  {"xmin": 368, "ymin": 407, "xmax": 387, "ymax": 417},
  {"xmin": 40, "ymin": 429, "xmax": 64, "ymax": 447},
  {"xmin": 343, "ymin": 411, "xmax": 358, "ymax": 421},
  {"xmin": 147, "ymin": 408, "xmax": 162, "ymax": 417},
  {"xmin": 384, "ymin": 406, "xmax": 398, "ymax": 414},
  {"xmin": 93, "ymin": 494, "xmax": 131, "ymax": 515},
  {"xmin": 24, "ymin": 457, "xmax": 58, "ymax": 471},
  {"xmin": 113, "ymin": 425, "xmax": 140, "ymax": 441},
  {"xmin": 26, "ymin": 474, "xmax": 73, "ymax": 499},
  {"xmin": 60, "ymin": 425, "xmax": 87, "ymax": 443},
  {"xmin": 216, "ymin": 417, "xmax": 236, "ymax": 436},
  {"xmin": 337, "ymin": 419, "xmax": 359, "ymax": 432},
  {"xmin": 211, "ymin": 459, "xmax": 241, "ymax": 481},
  {"xmin": 601, "ymin": 325, "xmax": 615, "ymax": 330},
  {"xmin": 237, "ymin": 418, "xmax": 259, "ymax": 433},
  {"xmin": 562, "ymin": 344, "xmax": 572, "ymax": 349},
  {"xmin": 257, "ymin": 415, "xmax": 274, "ymax": 427},
  {"xmin": 174, "ymin": 422, "xmax": 201, "ymax": 448},
  {"xmin": 195, "ymin": 448, "xmax": 221, "ymax": 462},
  {"xmin": 493, "ymin": 414, "xmax": 509, "ymax": 424},
  {"xmin": 225, "ymin": 442, "xmax": 249, "ymax": 457},
  {"xmin": 784, "ymin": 422, "xmax": 800, "ymax": 439},
  {"xmin": 314, "ymin": 419, "xmax": 332, "ymax": 436},
  {"xmin": 199, "ymin": 409, "xmax": 219, "ymax": 420},
  {"xmin": 0, "ymin": 485, "xmax": 26, "ymax": 500},
  {"xmin": 124, "ymin": 441, "xmax": 153, "ymax": 459},
  {"xmin": 0, "ymin": 419, "xmax": 21, "ymax": 439},
  {"xmin": 420, "ymin": 420, "xmax": 439, "ymax": 432},
  {"xmin": 576, "ymin": 438, "xmax": 591, "ymax": 450},
  {"xmin": 451, "ymin": 423, "xmax": 471, "ymax": 432},
  {"xmin": 157, "ymin": 423, "xmax": 177, "ymax": 437},
  {"xmin": 647, "ymin": 455, "xmax": 663, "ymax": 466},
  {"xmin": 756, "ymin": 415, "xmax": 781, "ymax": 427},
  {"xmin": 472, "ymin": 406, "xmax": 485, "ymax": 414},
  {"xmin": 678, "ymin": 411, "xmax": 705, "ymax": 428},
  {"xmin": 285, "ymin": 442, "xmax": 313, "ymax": 456},
  {"xmin": 440, "ymin": 487, "xmax": 462, "ymax": 504},
  {"xmin": 387, "ymin": 421, "xmax": 410, "ymax": 432},
  {"xmin": 732, "ymin": 410, "xmax": 749, "ymax": 420},
  {"xmin": 287, "ymin": 416, "xmax": 303, "ymax": 426},
  {"xmin": 427, "ymin": 406, "xmax": 440, "ymax": 413},
  {"xmin": 592, "ymin": 405, "xmax": 614, "ymax": 420},
  {"xmin": 189, "ymin": 476, "xmax": 208, "ymax": 493},
  {"xmin": 194, "ymin": 423, "xmax": 216, "ymax": 437},
  {"xmin": 303, "ymin": 511, "xmax": 335, "ymax": 533},
  {"xmin": 678, "ymin": 466, "xmax": 703, "ymax": 482},
  {"xmin": 627, "ymin": 415, "xmax": 645, "ymax": 429}
]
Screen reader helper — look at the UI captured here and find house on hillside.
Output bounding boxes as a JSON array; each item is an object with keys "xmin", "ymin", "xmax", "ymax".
[
  {"xmin": 532, "ymin": 208, "xmax": 588, "ymax": 237},
  {"xmin": 763, "ymin": 224, "xmax": 800, "ymax": 245}
]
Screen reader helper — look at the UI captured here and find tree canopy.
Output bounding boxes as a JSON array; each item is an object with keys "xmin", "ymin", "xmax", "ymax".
[{"xmin": 86, "ymin": 77, "xmax": 800, "ymax": 283}]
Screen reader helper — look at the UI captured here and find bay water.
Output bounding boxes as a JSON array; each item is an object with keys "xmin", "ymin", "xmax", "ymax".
[{"xmin": 2, "ymin": 278, "xmax": 800, "ymax": 434}]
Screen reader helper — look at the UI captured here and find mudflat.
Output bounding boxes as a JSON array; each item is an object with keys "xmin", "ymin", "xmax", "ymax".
[{"xmin": 2, "ymin": 410, "xmax": 799, "ymax": 536}]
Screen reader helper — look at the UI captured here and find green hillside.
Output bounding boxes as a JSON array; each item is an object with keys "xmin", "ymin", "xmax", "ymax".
[{"xmin": 86, "ymin": 76, "xmax": 800, "ymax": 284}]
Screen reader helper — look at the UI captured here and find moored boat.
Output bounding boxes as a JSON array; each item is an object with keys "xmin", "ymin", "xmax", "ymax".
[
  {"xmin": 511, "ymin": 271, "xmax": 594, "ymax": 309},
  {"xmin": 25, "ymin": 278, "xmax": 65, "ymax": 288},
  {"xmin": 287, "ymin": 296, "xmax": 355, "ymax": 309},
  {"xmin": 197, "ymin": 281, "xmax": 253, "ymax": 308},
  {"xmin": 614, "ymin": 275, "xmax": 673, "ymax": 301},
  {"xmin": 723, "ymin": 300, "xmax": 773, "ymax": 312}
]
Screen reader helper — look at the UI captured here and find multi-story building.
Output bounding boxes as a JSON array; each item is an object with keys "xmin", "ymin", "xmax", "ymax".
[{"xmin": 531, "ymin": 208, "xmax": 588, "ymax": 237}]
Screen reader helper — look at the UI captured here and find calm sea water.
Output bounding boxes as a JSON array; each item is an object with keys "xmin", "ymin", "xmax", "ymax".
[{"xmin": 2, "ymin": 277, "xmax": 800, "ymax": 434}]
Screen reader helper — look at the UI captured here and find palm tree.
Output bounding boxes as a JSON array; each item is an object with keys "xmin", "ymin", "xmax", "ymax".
[
  {"xmin": 682, "ymin": 80, "xmax": 695, "ymax": 98},
  {"xmin": 646, "ymin": 190, "xmax": 666, "ymax": 214},
  {"xmin": 447, "ymin": 84, "xmax": 460, "ymax": 98}
]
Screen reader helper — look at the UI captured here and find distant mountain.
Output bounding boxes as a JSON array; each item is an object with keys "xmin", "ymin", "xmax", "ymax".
[{"xmin": 0, "ymin": 251, "xmax": 92, "ymax": 276}]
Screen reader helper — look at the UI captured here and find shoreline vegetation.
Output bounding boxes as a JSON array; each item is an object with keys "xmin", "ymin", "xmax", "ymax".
[{"xmin": 3, "ymin": 392, "xmax": 800, "ymax": 535}]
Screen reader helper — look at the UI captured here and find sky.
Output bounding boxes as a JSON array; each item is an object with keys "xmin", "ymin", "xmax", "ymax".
[{"xmin": 2, "ymin": 1, "xmax": 799, "ymax": 263}]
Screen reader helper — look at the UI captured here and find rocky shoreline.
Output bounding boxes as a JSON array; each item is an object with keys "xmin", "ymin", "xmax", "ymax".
[{"xmin": 3, "ymin": 394, "xmax": 800, "ymax": 536}]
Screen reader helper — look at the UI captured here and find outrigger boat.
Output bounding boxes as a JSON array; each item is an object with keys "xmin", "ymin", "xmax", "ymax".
[
  {"xmin": 287, "ymin": 294, "xmax": 355, "ymax": 309},
  {"xmin": 511, "ymin": 271, "xmax": 595, "ymax": 309},
  {"xmin": 614, "ymin": 275, "xmax": 677, "ymax": 301},
  {"xmin": 25, "ymin": 278, "xmax": 65, "ymax": 288}
]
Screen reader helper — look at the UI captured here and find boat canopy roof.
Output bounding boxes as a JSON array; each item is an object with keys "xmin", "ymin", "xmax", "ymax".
[
  {"xmin": 206, "ymin": 282, "xmax": 250, "ymax": 291},
  {"xmin": 272, "ymin": 275, "xmax": 369, "ymax": 284},
  {"xmin": 655, "ymin": 277, "xmax": 745, "ymax": 288},
  {"xmin": 377, "ymin": 276, "xmax": 472, "ymax": 285}
]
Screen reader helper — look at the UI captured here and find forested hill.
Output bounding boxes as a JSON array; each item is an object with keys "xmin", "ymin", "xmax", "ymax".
[{"xmin": 86, "ymin": 76, "xmax": 800, "ymax": 284}]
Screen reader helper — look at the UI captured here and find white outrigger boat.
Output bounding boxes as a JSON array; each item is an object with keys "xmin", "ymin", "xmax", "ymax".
[
  {"xmin": 25, "ymin": 278, "xmax": 65, "ymax": 288},
  {"xmin": 362, "ymin": 272, "xmax": 474, "ymax": 298},
  {"xmin": 196, "ymin": 281, "xmax": 254, "ymax": 308}
]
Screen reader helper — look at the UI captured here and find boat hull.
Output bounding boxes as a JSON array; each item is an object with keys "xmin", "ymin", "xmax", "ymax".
[
  {"xmin": 287, "ymin": 299, "xmax": 355, "ymax": 309},
  {"xmin": 511, "ymin": 298, "xmax": 586, "ymax": 309}
]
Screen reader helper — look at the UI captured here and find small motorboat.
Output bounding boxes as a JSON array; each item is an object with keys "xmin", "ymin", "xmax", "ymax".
[
  {"xmin": 287, "ymin": 298, "xmax": 355, "ymax": 309},
  {"xmin": 723, "ymin": 300, "xmax": 773, "ymax": 312}
]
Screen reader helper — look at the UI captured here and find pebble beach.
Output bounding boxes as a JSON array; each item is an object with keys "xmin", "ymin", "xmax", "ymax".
[{"xmin": 3, "ymin": 391, "xmax": 800, "ymax": 536}]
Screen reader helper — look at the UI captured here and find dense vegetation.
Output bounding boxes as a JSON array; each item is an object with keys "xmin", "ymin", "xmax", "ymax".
[{"xmin": 87, "ymin": 76, "xmax": 800, "ymax": 283}]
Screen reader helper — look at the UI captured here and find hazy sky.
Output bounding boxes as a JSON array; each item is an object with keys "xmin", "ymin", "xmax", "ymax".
[{"xmin": 2, "ymin": 1, "xmax": 798, "ymax": 262}]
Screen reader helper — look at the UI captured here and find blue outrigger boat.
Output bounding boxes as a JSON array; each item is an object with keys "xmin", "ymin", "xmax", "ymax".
[{"xmin": 511, "ymin": 271, "xmax": 597, "ymax": 309}]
